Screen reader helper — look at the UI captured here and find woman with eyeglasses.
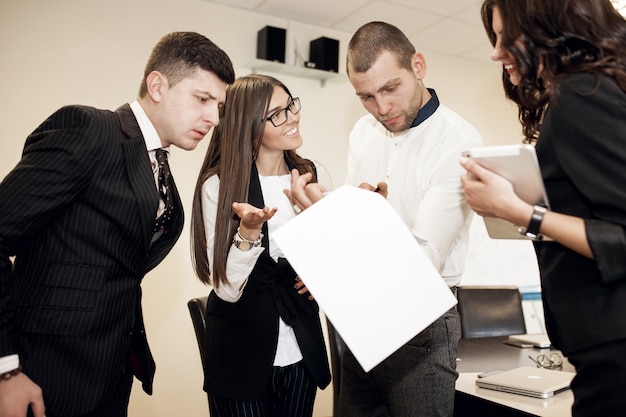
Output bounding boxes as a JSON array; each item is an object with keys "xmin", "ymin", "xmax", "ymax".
[
  {"xmin": 190, "ymin": 74, "xmax": 331, "ymax": 417},
  {"xmin": 461, "ymin": 1, "xmax": 626, "ymax": 416}
]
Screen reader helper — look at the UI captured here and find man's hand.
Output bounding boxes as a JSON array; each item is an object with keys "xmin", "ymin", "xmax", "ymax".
[
  {"xmin": 0, "ymin": 372, "xmax": 46, "ymax": 417},
  {"xmin": 358, "ymin": 181, "xmax": 388, "ymax": 198},
  {"xmin": 284, "ymin": 169, "xmax": 327, "ymax": 212}
]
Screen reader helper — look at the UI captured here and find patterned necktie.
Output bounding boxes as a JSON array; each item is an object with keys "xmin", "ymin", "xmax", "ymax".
[{"xmin": 153, "ymin": 149, "xmax": 174, "ymax": 233}]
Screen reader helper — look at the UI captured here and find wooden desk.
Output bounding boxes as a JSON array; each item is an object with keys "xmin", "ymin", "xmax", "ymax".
[{"xmin": 454, "ymin": 337, "xmax": 575, "ymax": 417}]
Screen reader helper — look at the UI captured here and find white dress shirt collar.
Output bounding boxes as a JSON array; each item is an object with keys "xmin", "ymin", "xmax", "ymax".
[{"xmin": 129, "ymin": 100, "xmax": 167, "ymax": 153}]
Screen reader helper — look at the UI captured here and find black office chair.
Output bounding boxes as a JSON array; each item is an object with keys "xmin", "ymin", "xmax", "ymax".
[
  {"xmin": 326, "ymin": 318, "xmax": 344, "ymax": 417},
  {"xmin": 456, "ymin": 286, "xmax": 527, "ymax": 339},
  {"xmin": 188, "ymin": 296, "xmax": 209, "ymax": 369}
]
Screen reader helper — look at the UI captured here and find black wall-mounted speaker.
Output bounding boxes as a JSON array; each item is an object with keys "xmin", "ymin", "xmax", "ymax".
[
  {"xmin": 257, "ymin": 26, "xmax": 286, "ymax": 63},
  {"xmin": 309, "ymin": 37, "xmax": 339, "ymax": 72}
]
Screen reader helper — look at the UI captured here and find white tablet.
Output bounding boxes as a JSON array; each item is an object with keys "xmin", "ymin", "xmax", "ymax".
[{"xmin": 462, "ymin": 144, "xmax": 550, "ymax": 240}]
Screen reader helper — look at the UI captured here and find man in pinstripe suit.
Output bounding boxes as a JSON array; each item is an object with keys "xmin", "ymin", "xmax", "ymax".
[{"xmin": 0, "ymin": 32, "xmax": 234, "ymax": 417}]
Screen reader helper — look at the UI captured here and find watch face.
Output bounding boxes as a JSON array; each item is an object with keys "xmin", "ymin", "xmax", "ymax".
[
  {"xmin": 233, "ymin": 230, "xmax": 263, "ymax": 251},
  {"xmin": 238, "ymin": 240, "xmax": 252, "ymax": 251}
]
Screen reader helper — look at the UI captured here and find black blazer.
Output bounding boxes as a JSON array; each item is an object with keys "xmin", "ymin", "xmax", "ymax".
[
  {"xmin": 0, "ymin": 104, "xmax": 183, "ymax": 416},
  {"xmin": 203, "ymin": 163, "xmax": 331, "ymax": 401},
  {"xmin": 536, "ymin": 73, "xmax": 626, "ymax": 355}
]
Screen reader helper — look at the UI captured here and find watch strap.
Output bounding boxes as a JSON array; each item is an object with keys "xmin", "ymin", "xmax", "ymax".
[
  {"xmin": 523, "ymin": 205, "xmax": 547, "ymax": 239},
  {"xmin": 233, "ymin": 229, "xmax": 263, "ymax": 251}
]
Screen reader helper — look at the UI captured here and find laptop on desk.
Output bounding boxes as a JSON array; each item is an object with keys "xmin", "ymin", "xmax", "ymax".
[
  {"xmin": 505, "ymin": 333, "xmax": 552, "ymax": 348},
  {"xmin": 476, "ymin": 366, "xmax": 574, "ymax": 399}
]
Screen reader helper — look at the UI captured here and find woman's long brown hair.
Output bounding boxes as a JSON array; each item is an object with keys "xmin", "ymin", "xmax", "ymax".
[{"xmin": 190, "ymin": 74, "xmax": 316, "ymax": 287}]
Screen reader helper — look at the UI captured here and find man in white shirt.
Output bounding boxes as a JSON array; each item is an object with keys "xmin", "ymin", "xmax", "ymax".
[{"xmin": 290, "ymin": 21, "xmax": 483, "ymax": 417}]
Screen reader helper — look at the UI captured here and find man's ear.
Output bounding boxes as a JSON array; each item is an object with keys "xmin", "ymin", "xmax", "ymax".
[
  {"xmin": 412, "ymin": 52, "xmax": 427, "ymax": 79},
  {"xmin": 145, "ymin": 71, "xmax": 167, "ymax": 103}
]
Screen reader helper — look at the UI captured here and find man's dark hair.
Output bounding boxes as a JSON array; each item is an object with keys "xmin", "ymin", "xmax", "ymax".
[{"xmin": 139, "ymin": 31, "xmax": 235, "ymax": 97}]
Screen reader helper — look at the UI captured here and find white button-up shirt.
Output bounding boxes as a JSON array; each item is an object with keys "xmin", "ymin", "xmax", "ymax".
[{"xmin": 345, "ymin": 103, "xmax": 483, "ymax": 287}]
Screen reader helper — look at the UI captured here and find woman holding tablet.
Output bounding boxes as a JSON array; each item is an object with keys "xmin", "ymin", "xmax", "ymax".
[{"xmin": 461, "ymin": 1, "xmax": 626, "ymax": 416}]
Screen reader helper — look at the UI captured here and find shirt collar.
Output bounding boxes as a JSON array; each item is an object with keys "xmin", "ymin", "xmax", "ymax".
[
  {"xmin": 410, "ymin": 88, "xmax": 439, "ymax": 128},
  {"xmin": 129, "ymin": 100, "xmax": 167, "ymax": 153}
]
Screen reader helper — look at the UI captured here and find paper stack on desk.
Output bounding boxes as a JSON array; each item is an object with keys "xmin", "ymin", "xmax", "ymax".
[{"xmin": 273, "ymin": 185, "xmax": 457, "ymax": 372}]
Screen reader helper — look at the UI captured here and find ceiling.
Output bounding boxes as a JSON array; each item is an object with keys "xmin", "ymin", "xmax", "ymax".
[{"xmin": 201, "ymin": 0, "xmax": 494, "ymax": 64}]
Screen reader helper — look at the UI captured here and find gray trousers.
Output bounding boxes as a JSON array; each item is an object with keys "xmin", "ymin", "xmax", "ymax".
[{"xmin": 338, "ymin": 307, "xmax": 461, "ymax": 417}]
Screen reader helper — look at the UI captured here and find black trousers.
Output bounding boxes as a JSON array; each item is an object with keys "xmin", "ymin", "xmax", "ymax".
[
  {"xmin": 208, "ymin": 361, "xmax": 317, "ymax": 417},
  {"xmin": 30, "ymin": 371, "xmax": 133, "ymax": 417},
  {"xmin": 568, "ymin": 338, "xmax": 626, "ymax": 417}
]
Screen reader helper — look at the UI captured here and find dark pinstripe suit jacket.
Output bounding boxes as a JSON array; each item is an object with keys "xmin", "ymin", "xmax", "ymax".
[{"xmin": 0, "ymin": 104, "xmax": 184, "ymax": 416}]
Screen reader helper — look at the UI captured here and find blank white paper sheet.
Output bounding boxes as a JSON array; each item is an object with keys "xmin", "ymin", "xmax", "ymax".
[{"xmin": 272, "ymin": 185, "xmax": 457, "ymax": 372}]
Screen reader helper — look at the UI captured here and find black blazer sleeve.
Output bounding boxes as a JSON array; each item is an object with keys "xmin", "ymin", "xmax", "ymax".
[
  {"xmin": 0, "ymin": 105, "xmax": 109, "ymax": 355},
  {"xmin": 0, "ymin": 104, "xmax": 183, "ymax": 415},
  {"xmin": 542, "ymin": 73, "xmax": 626, "ymax": 283},
  {"xmin": 537, "ymin": 73, "xmax": 626, "ymax": 354}
]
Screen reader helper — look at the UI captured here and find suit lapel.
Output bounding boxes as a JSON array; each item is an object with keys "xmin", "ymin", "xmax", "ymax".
[
  {"xmin": 249, "ymin": 163, "xmax": 270, "ymax": 249},
  {"xmin": 115, "ymin": 104, "xmax": 160, "ymax": 244}
]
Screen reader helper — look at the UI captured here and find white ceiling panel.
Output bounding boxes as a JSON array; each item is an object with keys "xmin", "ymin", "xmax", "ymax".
[
  {"xmin": 198, "ymin": 0, "xmax": 492, "ymax": 63},
  {"xmin": 409, "ymin": 19, "xmax": 487, "ymax": 57},
  {"xmin": 389, "ymin": 0, "xmax": 481, "ymax": 17},
  {"xmin": 453, "ymin": 2, "xmax": 484, "ymax": 25},
  {"xmin": 206, "ymin": 0, "xmax": 265, "ymax": 9},
  {"xmin": 331, "ymin": 1, "xmax": 443, "ymax": 38},
  {"xmin": 255, "ymin": 0, "xmax": 371, "ymax": 28}
]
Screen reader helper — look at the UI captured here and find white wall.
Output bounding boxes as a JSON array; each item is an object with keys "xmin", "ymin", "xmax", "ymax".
[{"xmin": 0, "ymin": 1, "xmax": 537, "ymax": 416}]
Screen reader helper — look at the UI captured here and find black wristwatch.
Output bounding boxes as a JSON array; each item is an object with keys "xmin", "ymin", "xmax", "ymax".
[{"xmin": 522, "ymin": 205, "xmax": 548, "ymax": 240}]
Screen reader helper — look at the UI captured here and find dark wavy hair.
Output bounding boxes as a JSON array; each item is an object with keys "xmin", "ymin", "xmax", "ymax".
[
  {"xmin": 190, "ymin": 74, "xmax": 316, "ymax": 287},
  {"xmin": 482, "ymin": 0, "xmax": 626, "ymax": 142}
]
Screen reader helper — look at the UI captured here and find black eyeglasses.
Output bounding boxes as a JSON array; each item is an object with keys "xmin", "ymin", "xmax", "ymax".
[
  {"xmin": 529, "ymin": 353, "xmax": 563, "ymax": 370},
  {"xmin": 266, "ymin": 97, "xmax": 301, "ymax": 127}
]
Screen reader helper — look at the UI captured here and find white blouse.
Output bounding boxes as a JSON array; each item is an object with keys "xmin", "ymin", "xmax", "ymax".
[{"xmin": 201, "ymin": 162, "xmax": 333, "ymax": 366}]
